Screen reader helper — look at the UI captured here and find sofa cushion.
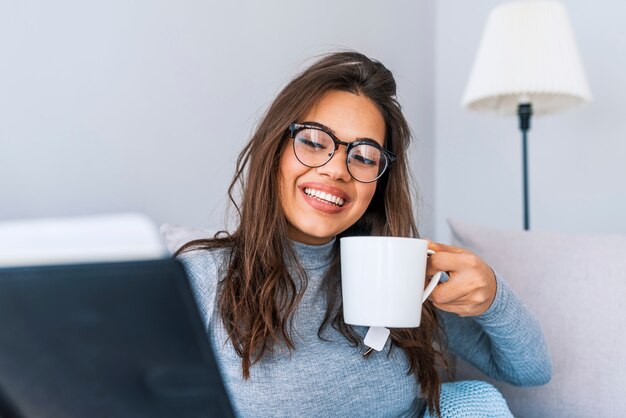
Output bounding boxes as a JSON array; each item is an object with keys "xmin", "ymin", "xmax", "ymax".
[
  {"xmin": 447, "ymin": 218, "xmax": 626, "ymax": 417},
  {"xmin": 160, "ymin": 223, "xmax": 214, "ymax": 254}
]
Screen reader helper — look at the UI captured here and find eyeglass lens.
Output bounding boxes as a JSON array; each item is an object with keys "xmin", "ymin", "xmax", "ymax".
[{"xmin": 292, "ymin": 128, "xmax": 388, "ymax": 183}]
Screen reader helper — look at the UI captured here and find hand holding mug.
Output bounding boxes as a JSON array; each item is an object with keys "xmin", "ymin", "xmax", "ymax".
[{"xmin": 425, "ymin": 241, "xmax": 497, "ymax": 317}]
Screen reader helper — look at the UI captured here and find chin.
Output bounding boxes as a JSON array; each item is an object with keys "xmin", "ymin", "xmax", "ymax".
[{"xmin": 289, "ymin": 223, "xmax": 339, "ymax": 245}]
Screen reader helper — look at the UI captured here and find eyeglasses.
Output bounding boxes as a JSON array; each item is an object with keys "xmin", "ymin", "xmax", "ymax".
[{"xmin": 287, "ymin": 122, "xmax": 397, "ymax": 183}]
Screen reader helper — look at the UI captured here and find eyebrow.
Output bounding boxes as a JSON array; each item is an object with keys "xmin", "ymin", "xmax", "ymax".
[{"xmin": 300, "ymin": 120, "xmax": 382, "ymax": 146}]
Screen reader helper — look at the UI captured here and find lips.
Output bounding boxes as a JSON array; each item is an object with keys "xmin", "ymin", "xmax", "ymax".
[
  {"xmin": 303, "ymin": 187, "xmax": 345, "ymax": 206},
  {"xmin": 298, "ymin": 182, "xmax": 350, "ymax": 213}
]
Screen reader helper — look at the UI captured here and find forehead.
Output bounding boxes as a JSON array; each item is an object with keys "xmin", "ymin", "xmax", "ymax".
[{"xmin": 303, "ymin": 90, "xmax": 386, "ymax": 146}]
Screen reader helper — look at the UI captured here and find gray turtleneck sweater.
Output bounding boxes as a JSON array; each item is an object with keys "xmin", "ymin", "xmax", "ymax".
[{"xmin": 178, "ymin": 239, "xmax": 550, "ymax": 417}]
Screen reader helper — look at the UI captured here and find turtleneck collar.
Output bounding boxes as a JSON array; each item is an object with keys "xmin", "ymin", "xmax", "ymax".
[{"xmin": 290, "ymin": 237, "xmax": 337, "ymax": 270}]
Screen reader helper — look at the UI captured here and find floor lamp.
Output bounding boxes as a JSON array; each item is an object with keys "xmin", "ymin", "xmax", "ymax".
[{"xmin": 462, "ymin": 0, "xmax": 592, "ymax": 230}]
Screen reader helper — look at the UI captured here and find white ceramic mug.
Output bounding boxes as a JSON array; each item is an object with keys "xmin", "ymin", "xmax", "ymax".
[{"xmin": 340, "ymin": 236, "xmax": 442, "ymax": 328}]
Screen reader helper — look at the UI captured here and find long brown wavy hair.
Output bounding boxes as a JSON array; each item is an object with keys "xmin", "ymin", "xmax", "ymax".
[{"xmin": 177, "ymin": 51, "xmax": 446, "ymax": 416}]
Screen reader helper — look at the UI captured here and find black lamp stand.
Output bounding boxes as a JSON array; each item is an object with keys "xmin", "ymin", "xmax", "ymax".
[{"xmin": 518, "ymin": 103, "xmax": 532, "ymax": 231}]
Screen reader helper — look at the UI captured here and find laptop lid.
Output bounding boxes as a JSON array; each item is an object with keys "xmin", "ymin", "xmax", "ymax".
[
  {"xmin": 0, "ymin": 258, "xmax": 235, "ymax": 418},
  {"xmin": 0, "ymin": 213, "xmax": 170, "ymax": 268}
]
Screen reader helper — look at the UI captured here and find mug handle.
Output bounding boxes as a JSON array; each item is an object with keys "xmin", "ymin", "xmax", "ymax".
[{"xmin": 422, "ymin": 249, "xmax": 442, "ymax": 303}]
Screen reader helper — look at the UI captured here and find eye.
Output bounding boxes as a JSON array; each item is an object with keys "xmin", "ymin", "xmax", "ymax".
[
  {"xmin": 296, "ymin": 137, "xmax": 327, "ymax": 150},
  {"xmin": 294, "ymin": 129, "xmax": 331, "ymax": 151},
  {"xmin": 352, "ymin": 154, "xmax": 376, "ymax": 166},
  {"xmin": 349, "ymin": 145, "xmax": 381, "ymax": 167}
]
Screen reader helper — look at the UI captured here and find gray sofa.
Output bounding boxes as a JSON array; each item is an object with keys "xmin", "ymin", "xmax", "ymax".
[
  {"xmin": 448, "ymin": 218, "xmax": 626, "ymax": 417},
  {"xmin": 163, "ymin": 220, "xmax": 626, "ymax": 417}
]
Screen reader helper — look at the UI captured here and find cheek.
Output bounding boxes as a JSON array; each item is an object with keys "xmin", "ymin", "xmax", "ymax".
[
  {"xmin": 279, "ymin": 145, "xmax": 297, "ymax": 176},
  {"xmin": 355, "ymin": 184, "xmax": 378, "ymax": 212},
  {"xmin": 278, "ymin": 145, "xmax": 307, "ymax": 201}
]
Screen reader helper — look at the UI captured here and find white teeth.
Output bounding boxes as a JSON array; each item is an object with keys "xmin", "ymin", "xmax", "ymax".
[{"xmin": 303, "ymin": 187, "xmax": 345, "ymax": 207}]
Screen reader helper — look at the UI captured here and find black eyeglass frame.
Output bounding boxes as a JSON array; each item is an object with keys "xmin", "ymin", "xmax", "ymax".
[{"xmin": 287, "ymin": 122, "xmax": 397, "ymax": 183}]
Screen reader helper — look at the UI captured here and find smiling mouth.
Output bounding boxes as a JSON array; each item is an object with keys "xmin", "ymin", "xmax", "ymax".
[{"xmin": 303, "ymin": 187, "xmax": 346, "ymax": 207}]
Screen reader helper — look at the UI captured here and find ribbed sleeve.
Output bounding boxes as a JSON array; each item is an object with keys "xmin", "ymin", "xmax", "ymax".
[{"xmin": 439, "ymin": 272, "xmax": 552, "ymax": 386}]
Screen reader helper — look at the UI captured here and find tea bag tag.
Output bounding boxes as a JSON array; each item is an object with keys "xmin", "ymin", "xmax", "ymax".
[{"xmin": 364, "ymin": 326, "xmax": 390, "ymax": 352}]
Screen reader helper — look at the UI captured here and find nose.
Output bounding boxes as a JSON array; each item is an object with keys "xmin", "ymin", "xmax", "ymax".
[{"xmin": 316, "ymin": 146, "xmax": 352, "ymax": 182}]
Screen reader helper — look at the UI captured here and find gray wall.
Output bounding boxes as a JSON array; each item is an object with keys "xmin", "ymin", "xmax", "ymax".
[
  {"xmin": 6, "ymin": 0, "xmax": 620, "ymax": 243},
  {"xmin": 434, "ymin": 0, "xmax": 626, "ymax": 241},
  {"xmin": 0, "ymin": 0, "xmax": 436, "ymax": 237}
]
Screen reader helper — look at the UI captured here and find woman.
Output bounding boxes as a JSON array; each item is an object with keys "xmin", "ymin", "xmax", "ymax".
[{"xmin": 177, "ymin": 51, "xmax": 551, "ymax": 417}]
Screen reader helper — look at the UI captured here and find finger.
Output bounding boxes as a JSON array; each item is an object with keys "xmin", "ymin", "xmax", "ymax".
[
  {"xmin": 423, "ymin": 271, "xmax": 448, "ymax": 290},
  {"xmin": 426, "ymin": 252, "xmax": 474, "ymax": 275},
  {"xmin": 428, "ymin": 283, "xmax": 473, "ymax": 305},
  {"xmin": 427, "ymin": 241, "xmax": 466, "ymax": 254}
]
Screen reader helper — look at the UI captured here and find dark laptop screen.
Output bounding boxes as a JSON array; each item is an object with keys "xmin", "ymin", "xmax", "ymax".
[{"xmin": 0, "ymin": 259, "xmax": 234, "ymax": 418}]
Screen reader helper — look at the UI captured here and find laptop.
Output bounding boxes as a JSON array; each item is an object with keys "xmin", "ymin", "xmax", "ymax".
[{"xmin": 0, "ymin": 214, "xmax": 235, "ymax": 417}]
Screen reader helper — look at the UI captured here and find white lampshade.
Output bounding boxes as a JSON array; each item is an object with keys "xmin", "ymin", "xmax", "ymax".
[{"xmin": 462, "ymin": 0, "xmax": 592, "ymax": 116}]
